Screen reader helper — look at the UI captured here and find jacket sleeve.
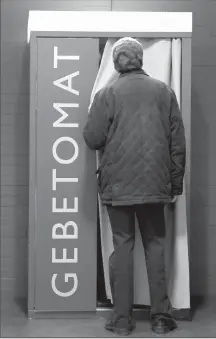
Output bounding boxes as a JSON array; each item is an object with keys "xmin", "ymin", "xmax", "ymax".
[
  {"xmin": 169, "ymin": 89, "xmax": 186, "ymax": 196},
  {"xmin": 83, "ymin": 88, "xmax": 114, "ymax": 150}
]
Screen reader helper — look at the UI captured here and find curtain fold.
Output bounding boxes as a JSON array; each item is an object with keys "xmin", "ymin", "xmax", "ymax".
[{"xmin": 90, "ymin": 38, "xmax": 190, "ymax": 309}]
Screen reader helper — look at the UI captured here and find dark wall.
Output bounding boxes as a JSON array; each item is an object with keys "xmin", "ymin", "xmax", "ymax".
[{"xmin": 1, "ymin": 0, "xmax": 216, "ymax": 306}]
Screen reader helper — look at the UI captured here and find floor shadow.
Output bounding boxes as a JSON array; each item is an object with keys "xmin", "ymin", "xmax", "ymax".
[{"xmin": 14, "ymin": 297, "xmax": 27, "ymax": 316}]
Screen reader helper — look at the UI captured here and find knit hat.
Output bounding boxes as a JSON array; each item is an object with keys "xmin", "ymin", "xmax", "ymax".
[{"xmin": 112, "ymin": 37, "xmax": 143, "ymax": 73}]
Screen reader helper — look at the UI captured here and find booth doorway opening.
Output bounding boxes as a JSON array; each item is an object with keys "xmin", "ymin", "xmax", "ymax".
[{"xmin": 94, "ymin": 36, "xmax": 190, "ymax": 312}]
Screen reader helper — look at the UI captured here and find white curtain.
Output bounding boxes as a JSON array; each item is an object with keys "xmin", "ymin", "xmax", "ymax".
[{"xmin": 90, "ymin": 38, "xmax": 190, "ymax": 310}]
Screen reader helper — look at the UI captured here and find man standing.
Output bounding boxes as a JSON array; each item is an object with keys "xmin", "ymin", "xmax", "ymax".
[{"xmin": 83, "ymin": 37, "xmax": 186, "ymax": 336}]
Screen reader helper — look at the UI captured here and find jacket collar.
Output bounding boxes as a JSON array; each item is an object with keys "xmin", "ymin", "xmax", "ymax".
[{"xmin": 119, "ymin": 68, "xmax": 149, "ymax": 78}]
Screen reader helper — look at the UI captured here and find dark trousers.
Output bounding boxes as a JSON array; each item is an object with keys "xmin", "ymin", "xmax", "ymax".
[{"xmin": 106, "ymin": 203, "xmax": 172, "ymax": 318}]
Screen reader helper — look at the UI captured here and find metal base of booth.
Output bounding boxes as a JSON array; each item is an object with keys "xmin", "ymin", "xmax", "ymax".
[{"xmin": 28, "ymin": 307, "xmax": 192, "ymax": 321}]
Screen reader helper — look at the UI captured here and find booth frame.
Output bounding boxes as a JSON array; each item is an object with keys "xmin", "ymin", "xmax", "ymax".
[{"xmin": 28, "ymin": 14, "xmax": 192, "ymax": 320}]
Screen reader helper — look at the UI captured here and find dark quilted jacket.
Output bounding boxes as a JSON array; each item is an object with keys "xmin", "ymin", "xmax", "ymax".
[{"xmin": 83, "ymin": 69, "xmax": 186, "ymax": 206}]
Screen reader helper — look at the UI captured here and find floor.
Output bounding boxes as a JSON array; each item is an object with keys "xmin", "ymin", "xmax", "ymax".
[{"xmin": 1, "ymin": 298, "xmax": 216, "ymax": 338}]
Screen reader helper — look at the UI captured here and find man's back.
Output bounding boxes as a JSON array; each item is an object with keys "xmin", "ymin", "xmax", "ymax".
[
  {"xmin": 84, "ymin": 70, "xmax": 185, "ymax": 206},
  {"xmin": 106, "ymin": 70, "xmax": 172, "ymax": 169}
]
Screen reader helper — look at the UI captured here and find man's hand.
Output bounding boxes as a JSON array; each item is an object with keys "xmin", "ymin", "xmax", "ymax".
[{"xmin": 171, "ymin": 196, "xmax": 178, "ymax": 203}]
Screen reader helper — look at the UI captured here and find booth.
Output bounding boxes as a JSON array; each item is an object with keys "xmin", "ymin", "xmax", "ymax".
[{"xmin": 27, "ymin": 11, "xmax": 192, "ymax": 319}]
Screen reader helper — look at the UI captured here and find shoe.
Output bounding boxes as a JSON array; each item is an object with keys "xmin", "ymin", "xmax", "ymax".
[
  {"xmin": 105, "ymin": 314, "xmax": 135, "ymax": 336},
  {"xmin": 151, "ymin": 314, "xmax": 177, "ymax": 334},
  {"xmin": 105, "ymin": 312, "xmax": 116, "ymax": 332}
]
